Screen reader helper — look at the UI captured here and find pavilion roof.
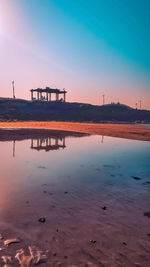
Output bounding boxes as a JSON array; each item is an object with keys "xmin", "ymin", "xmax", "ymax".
[{"xmin": 30, "ymin": 87, "xmax": 67, "ymax": 93}]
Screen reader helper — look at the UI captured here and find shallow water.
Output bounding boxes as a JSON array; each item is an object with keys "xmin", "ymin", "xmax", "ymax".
[{"xmin": 0, "ymin": 132, "xmax": 150, "ymax": 266}]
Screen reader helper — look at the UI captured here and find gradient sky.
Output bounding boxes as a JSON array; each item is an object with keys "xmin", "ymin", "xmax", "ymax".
[{"xmin": 0, "ymin": 0, "xmax": 150, "ymax": 109}]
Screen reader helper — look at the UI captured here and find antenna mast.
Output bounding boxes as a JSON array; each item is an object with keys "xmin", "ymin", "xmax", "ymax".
[
  {"xmin": 102, "ymin": 94, "xmax": 105, "ymax": 105},
  {"xmin": 12, "ymin": 81, "xmax": 15, "ymax": 99}
]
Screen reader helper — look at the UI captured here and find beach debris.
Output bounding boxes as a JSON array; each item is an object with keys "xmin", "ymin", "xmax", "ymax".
[
  {"xmin": 64, "ymin": 191, "xmax": 68, "ymax": 194},
  {"xmin": 131, "ymin": 176, "xmax": 142, "ymax": 180},
  {"xmin": 90, "ymin": 240, "xmax": 96, "ymax": 244},
  {"xmin": 15, "ymin": 246, "xmax": 48, "ymax": 266},
  {"xmin": 85, "ymin": 262, "xmax": 98, "ymax": 267},
  {"xmin": 4, "ymin": 238, "xmax": 20, "ymax": 246},
  {"xmin": 1, "ymin": 255, "xmax": 13, "ymax": 266},
  {"xmin": 53, "ymin": 253, "xmax": 57, "ymax": 257},
  {"xmin": 15, "ymin": 248, "xmax": 33, "ymax": 266},
  {"xmin": 147, "ymin": 233, "xmax": 150, "ymax": 237},
  {"xmin": 0, "ymin": 234, "xmax": 4, "ymax": 240},
  {"xmin": 38, "ymin": 217, "xmax": 46, "ymax": 223},
  {"xmin": 144, "ymin": 212, "xmax": 150, "ymax": 218},
  {"xmin": 102, "ymin": 206, "xmax": 107, "ymax": 210},
  {"xmin": 43, "ymin": 190, "xmax": 47, "ymax": 194},
  {"xmin": 64, "ymin": 255, "xmax": 68, "ymax": 259},
  {"xmin": 123, "ymin": 242, "xmax": 127, "ymax": 246},
  {"xmin": 29, "ymin": 246, "xmax": 47, "ymax": 264}
]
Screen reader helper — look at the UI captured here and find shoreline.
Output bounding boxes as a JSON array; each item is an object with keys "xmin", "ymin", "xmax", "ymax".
[{"xmin": 0, "ymin": 121, "xmax": 150, "ymax": 141}]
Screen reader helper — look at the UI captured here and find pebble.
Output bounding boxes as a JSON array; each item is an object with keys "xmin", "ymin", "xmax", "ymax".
[
  {"xmin": 132, "ymin": 176, "xmax": 142, "ymax": 180},
  {"xmin": 144, "ymin": 212, "xmax": 150, "ymax": 218},
  {"xmin": 38, "ymin": 217, "xmax": 46, "ymax": 223}
]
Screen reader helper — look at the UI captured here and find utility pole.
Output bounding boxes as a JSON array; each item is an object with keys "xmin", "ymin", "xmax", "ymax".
[
  {"xmin": 102, "ymin": 94, "xmax": 105, "ymax": 105},
  {"xmin": 12, "ymin": 81, "xmax": 15, "ymax": 99},
  {"xmin": 139, "ymin": 100, "xmax": 142, "ymax": 110},
  {"xmin": 135, "ymin": 102, "xmax": 137, "ymax": 109}
]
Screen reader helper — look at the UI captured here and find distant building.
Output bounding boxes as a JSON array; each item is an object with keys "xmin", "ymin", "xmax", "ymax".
[{"xmin": 30, "ymin": 87, "xmax": 67, "ymax": 102}]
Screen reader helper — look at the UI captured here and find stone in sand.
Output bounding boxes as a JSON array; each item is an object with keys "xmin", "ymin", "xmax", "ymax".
[
  {"xmin": 132, "ymin": 176, "xmax": 142, "ymax": 180},
  {"xmin": 38, "ymin": 217, "xmax": 46, "ymax": 223},
  {"xmin": 144, "ymin": 212, "xmax": 150, "ymax": 218}
]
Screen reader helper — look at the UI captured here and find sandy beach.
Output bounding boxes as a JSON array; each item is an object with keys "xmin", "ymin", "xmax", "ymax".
[{"xmin": 0, "ymin": 121, "xmax": 150, "ymax": 141}]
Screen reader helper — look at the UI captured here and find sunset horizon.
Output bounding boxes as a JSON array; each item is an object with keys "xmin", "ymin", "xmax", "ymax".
[{"xmin": 0, "ymin": 0, "xmax": 150, "ymax": 109}]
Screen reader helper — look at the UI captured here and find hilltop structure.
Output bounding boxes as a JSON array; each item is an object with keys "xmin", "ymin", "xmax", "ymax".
[{"xmin": 30, "ymin": 87, "xmax": 67, "ymax": 102}]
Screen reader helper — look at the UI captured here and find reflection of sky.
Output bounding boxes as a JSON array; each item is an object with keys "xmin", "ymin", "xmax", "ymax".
[
  {"xmin": 0, "ymin": 134, "xmax": 150, "ymax": 228},
  {"xmin": 0, "ymin": 135, "xmax": 150, "ymax": 184},
  {"xmin": 0, "ymin": 0, "xmax": 150, "ymax": 109}
]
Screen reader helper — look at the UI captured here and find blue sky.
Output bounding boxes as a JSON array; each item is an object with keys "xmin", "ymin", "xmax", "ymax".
[{"xmin": 0, "ymin": 0, "xmax": 150, "ymax": 108}]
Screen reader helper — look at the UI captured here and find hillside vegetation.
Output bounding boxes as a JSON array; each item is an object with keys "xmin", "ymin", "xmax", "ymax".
[{"xmin": 0, "ymin": 98, "xmax": 149, "ymax": 123}]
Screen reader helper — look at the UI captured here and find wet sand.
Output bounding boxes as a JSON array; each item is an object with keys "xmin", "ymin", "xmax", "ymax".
[{"xmin": 0, "ymin": 121, "xmax": 150, "ymax": 141}]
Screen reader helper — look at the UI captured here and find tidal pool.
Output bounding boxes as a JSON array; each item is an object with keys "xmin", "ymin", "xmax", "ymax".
[{"xmin": 0, "ymin": 130, "xmax": 150, "ymax": 266}]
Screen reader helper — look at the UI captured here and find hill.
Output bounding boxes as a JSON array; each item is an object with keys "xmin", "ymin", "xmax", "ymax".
[{"xmin": 0, "ymin": 98, "xmax": 149, "ymax": 123}]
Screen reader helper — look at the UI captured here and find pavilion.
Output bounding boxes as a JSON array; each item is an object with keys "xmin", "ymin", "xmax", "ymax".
[{"xmin": 30, "ymin": 87, "xmax": 67, "ymax": 102}]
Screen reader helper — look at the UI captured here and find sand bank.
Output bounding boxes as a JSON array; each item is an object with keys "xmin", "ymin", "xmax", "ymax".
[{"xmin": 0, "ymin": 121, "xmax": 150, "ymax": 141}]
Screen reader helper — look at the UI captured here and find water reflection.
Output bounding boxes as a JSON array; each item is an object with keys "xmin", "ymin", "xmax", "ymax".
[
  {"xmin": 31, "ymin": 137, "xmax": 66, "ymax": 151},
  {"xmin": 0, "ymin": 130, "xmax": 150, "ymax": 266},
  {"xmin": 0, "ymin": 129, "xmax": 89, "ymax": 157}
]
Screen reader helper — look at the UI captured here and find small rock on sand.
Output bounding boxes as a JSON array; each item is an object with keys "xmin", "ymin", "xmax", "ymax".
[
  {"xmin": 144, "ymin": 212, "xmax": 150, "ymax": 218},
  {"xmin": 132, "ymin": 176, "xmax": 142, "ymax": 180},
  {"xmin": 38, "ymin": 217, "xmax": 46, "ymax": 223}
]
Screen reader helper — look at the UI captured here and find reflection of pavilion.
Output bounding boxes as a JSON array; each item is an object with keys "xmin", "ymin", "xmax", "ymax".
[{"xmin": 31, "ymin": 137, "xmax": 66, "ymax": 152}]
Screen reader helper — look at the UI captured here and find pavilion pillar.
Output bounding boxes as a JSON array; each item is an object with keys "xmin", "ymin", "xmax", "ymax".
[
  {"xmin": 37, "ymin": 92, "xmax": 40, "ymax": 100},
  {"xmin": 55, "ymin": 138, "xmax": 58, "ymax": 146},
  {"xmin": 31, "ymin": 139, "xmax": 33, "ymax": 148},
  {"xmin": 46, "ymin": 138, "xmax": 48, "ymax": 146},
  {"xmin": 49, "ymin": 93, "xmax": 51, "ymax": 101},
  {"xmin": 40, "ymin": 92, "xmax": 42, "ymax": 100},
  {"xmin": 56, "ymin": 93, "xmax": 58, "ymax": 101},
  {"xmin": 64, "ymin": 92, "xmax": 66, "ymax": 102},
  {"xmin": 46, "ymin": 92, "xmax": 48, "ymax": 101},
  {"xmin": 31, "ymin": 91, "xmax": 33, "ymax": 101},
  {"xmin": 63, "ymin": 137, "xmax": 65, "ymax": 147},
  {"xmin": 37, "ymin": 139, "xmax": 40, "ymax": 147}
]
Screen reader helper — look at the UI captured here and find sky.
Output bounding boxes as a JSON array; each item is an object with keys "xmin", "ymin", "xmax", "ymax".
[{"xmin": 0, "ymin": 0, "xmax": 150, "ymax": 109}]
